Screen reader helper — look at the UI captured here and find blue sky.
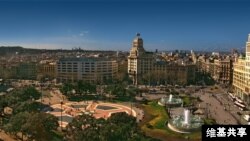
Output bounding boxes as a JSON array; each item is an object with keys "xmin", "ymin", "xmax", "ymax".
[{"xmin": 0, "ymin": 0, "xmax": 249, "ymax": 51}]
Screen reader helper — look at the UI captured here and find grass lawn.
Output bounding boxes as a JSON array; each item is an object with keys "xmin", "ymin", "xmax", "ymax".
[
  {"xmin": 204, "ymin": 118, "xmax": 216, "ymax": 125},
  {"xmin": 182, "ymin": 96, "xmax": 192, "ymax": 107},
  {"xmin": 140, "ymin": 101, "xmax": 201, "ymax": 141},
  {"xmin": 144, "ymin": 101, "xmax": 168, "ymax": 129}
]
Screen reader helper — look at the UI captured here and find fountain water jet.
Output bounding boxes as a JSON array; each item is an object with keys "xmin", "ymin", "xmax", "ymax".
[
  {"xmin": 168, "ymin": 94, "xmax": 173, "ymax": 102},
  {"xmin": 158, "ymin": 94, "xmax": 182, "ymax": 107},
  {"xmin": 183, "ymin": 109, "xmax": 190, "ymax": 125},
  {"xmin": 167, "ymin": 109, "xmax": 203, "ymax": 134}
]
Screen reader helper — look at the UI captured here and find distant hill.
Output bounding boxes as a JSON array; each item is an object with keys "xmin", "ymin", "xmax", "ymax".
[
  {"xmin": 0, "ymin": 46, "xmax": 42, "ymax": 55},
  {"xmin": 0, "ymin": 46, "xmax": 23, "ymax": 54},
  {"xmin": 0, "ymin": 46, "xmax": 117, "ymax": 56}
]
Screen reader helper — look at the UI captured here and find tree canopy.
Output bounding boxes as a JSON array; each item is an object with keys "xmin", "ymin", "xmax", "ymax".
[
  {"xmin": 0, "ymin": 86, "xmax": 42, "ymax": 115},
  {"xmin": 60, "ymin": 81, "xmax": 96, "ymax": 97},
  {"xmin": 4, "ymin": 112, "xmax": 59, "ymax": 141},
  {"xmin": 66, "ymin": 112, "xmax": 155, "ymax": 141}
]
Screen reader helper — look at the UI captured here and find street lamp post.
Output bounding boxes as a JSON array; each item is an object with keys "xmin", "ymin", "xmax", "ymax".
[
  {"xmin": 109, "ymin": 91, "xmax": 111, "ymax": 102},
  {"xmin": 40, "ymin": 82, "xmax": 43, "ymax": 103},
  {"xmin": 60, "ymin": 100, "xmax": 63, "ymax": 130},
  {"xmin": 130, "ymin": 100, "xmax": 133, "ymax": 116},
  {"xmin": 206, "ymin": 103, "xmax": 209, "ymax": 118}
]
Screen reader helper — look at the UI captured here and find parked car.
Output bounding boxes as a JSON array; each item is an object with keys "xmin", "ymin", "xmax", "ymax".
[{"xmin": 243, "ymin": 114, "xmax": 250, "ymax": 122}]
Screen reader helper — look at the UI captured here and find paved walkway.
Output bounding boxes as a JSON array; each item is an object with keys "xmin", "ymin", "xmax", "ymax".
[
  {"xmin": 193, "ymin": 88, "xmax": 238, "ymax": 124},
  {"xmin": 213, "ymin": 87, "xmax": 249, "ymax": 125},
  {"xmin": 48, "ymin": 101, "xmax": 140, "ymax": 128},
  {"xmin": 39, "ymin": 89, "xmax": 68, "ymax": 105},
  {"xmin": 0, "ymin": 131, "xmax": 16, "ymax": 141}
]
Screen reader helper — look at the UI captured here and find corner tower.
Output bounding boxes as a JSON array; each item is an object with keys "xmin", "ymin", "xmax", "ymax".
[
  {"xmin": 247, "ymin": 34, "xmax": 250, "ymax": 55},
  {"xmin": 245, "ymin": 34, "xmax": 250, "ymax": 101},
  {"xmin": 128, "ymin": 33, "xmax": 145, "ymax": 85},
  {"xmin": 129, "ymin": 33, "xmax": 145, "ymax": 57}
]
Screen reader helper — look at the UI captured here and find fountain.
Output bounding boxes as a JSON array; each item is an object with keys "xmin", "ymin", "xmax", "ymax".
[
  {"xmin": 183, "ymin": 109, "xmax": 190, "ymax": 125},
  {"xmin": 167, "ymin": 109, "xmax": 203, "ymax": 133},
  {"xmin": 168, "ymin": 94, "xmax": 173, "ymax": 102},
  {"xmin": 158, "ymin": 94, "xmax": 182, "ymax": 107}
]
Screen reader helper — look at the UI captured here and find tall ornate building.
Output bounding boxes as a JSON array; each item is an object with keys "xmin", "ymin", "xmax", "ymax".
[
  {"xmin": 128, "ymin": 33, "xmax": 154, "ymax": 84},
  {"xmin": 233, "ymin": 34, "xmax": 250, "ymax": 106},
  {"xmin": 128, "ymin": 33, "xmax": 196, "ymax": 85}
]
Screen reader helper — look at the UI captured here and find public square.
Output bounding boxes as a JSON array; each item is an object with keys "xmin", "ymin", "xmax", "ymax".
[{"xmin": 48, "ymin": 101, "xmax": 141, "ymax": 128}]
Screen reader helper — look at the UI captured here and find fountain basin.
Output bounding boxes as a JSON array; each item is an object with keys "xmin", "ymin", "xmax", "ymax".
[
  {"xmin": 158, "ymin": 95, "xmax": 183, "ymax": 107},
  {"xmin": 167, "ymin": 109, "xmax": 203, "ymax": 133},
  {"xmin": 96, "ymin": 105, "xmax": 118, "ymax": 110}
]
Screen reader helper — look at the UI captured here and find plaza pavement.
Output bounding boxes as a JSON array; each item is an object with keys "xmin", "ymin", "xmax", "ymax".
[
  {"xmin": 48, "ymin": 101, "xmax": 141, "ymax": 128},
  {"xmin": 0, "ymin": 131, "xmax": 16, "ymax": 141},
  {"xmin": 193, "ymin": 87, "xmax": 238, "ymax": 124},
  {"xmin": 141, "ymin": 85, "xmax": 246, "ymax": 124},
  {"xmin": 212, "ymin": 86, "xmax": 249, "ymax": 125}
]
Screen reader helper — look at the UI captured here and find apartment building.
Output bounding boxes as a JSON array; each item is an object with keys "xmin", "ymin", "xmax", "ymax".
[
  {"xmin": 16, "ymin": 62, "xmax": 37, "ymax": 80},
  {"xmin": 37, "ymin": 61, "xmax": 57, "ymax": 80},
  {"xmin": 233, "ymin": 34, "xmax": 250, "ymax": 106},
  {"xmin": 197, "ymin": 55, "xmax": 233, "ymax": 85},
  {"xmin": 213, "ymin": 57, "xmax": 233, "ymax": 84},
  {"xmin": 57, "ymin": 57, "xmax": 118, "ymax": 83}
]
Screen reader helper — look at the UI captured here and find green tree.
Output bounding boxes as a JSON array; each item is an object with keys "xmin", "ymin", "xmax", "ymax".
[
  {"xmin": 15, "ymin": 87, "xmax": 41, "ymax": 101},
  {"xmin": 65, "ymin": 112, "xmax": 153, "ymax": 141},
  {"xmin": 4, "ymin": 112, "xmax": 58, "ymax": 141},
  {"xmin": 106, "ymin": 112, "xmax": 137, "ymax": 140},
  {"xmin": 66, "ymin": 114, "xmax": 101, "ymax": 141},
  {"xmin": 106, "ymin": 84, "xmax": 126, "ymax": 97},
  {"xmin": 3, "ymin": 112, "xmax": 29, "ymax": 136},
  {"xmin": 0, "ymin": 87, "xmax": 44, "ymax": 120},
  {"xmin": 60, "ymin": 83, "xmax": 74, "ymax": 96},
  {"xmin": 13, "ymin": 101, "xmax": 46, "ymax": 114},
  {"xmin": 61, "ymin": 81, "xmax": 96, "ymax": 97},
  {"xmin": 76, "ymin": 80, "xmax": 86, "ymax": 95},
  {"xmin": 0, "ymin": 96, "xmax": 7, "ymax": 114}
]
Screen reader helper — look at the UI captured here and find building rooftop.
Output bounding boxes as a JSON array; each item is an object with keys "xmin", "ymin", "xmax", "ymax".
[{"xmin": 59, "ymin": 57, "xmax": 114, "ymax": 62}]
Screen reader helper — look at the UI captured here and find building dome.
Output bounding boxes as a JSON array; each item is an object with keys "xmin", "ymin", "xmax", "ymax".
[
  {"xmin": 132, "ymin": 33, "xmax": 144, "ymax": 50},
  {"xmin": 133, "ymin": 33, "xmax": 143, "ymax": 42},
  {"xmin": 128, "ymin": 33, "xmax": 145, "ymax": 58}
]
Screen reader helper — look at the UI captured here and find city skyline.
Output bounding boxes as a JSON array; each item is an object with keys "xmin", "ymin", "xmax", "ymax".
[
  {"xmin": 0, "ymin": 0, "xmax": 250, "ymax": 51},
  {"xmin": 1, "ymin": 2, "xmax": 250, "ymax": 140}
]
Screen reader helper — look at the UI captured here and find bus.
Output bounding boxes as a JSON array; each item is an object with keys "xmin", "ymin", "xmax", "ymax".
[
  {"xmin": 234, "ymin": 101, "xmax": 246, "ymax": 111},
  {"xmin": 228, "ymin": 92, "xmax": 236, "ymax": 101}
]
